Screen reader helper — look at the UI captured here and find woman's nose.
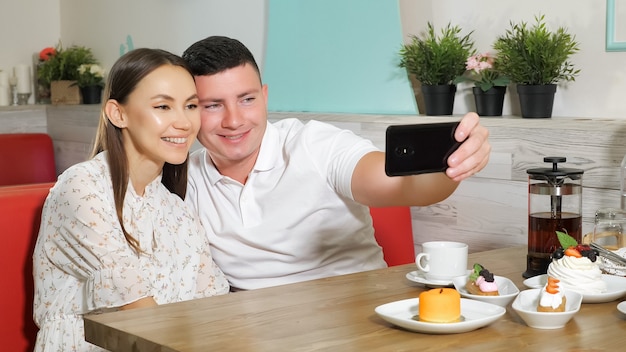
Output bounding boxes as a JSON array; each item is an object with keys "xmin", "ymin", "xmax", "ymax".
[{"xmin": 174, "ymin": 109, "xmax": 194, "ymax": 130}]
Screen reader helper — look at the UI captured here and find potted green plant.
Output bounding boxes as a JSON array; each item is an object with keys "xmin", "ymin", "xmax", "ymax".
[
  {"xmin": 493, "ymin": 15, "xmax": 580, "ymax": 118},
  {"xmin": 37, "ymin": 44, "xmax": 99, "ymax": 105},
  {"xmin": 454, "ymin": 52, "xmax": 510, "ymax": 116},
  {"xmin": 76, "ymin": 63, "xmax": 105, "ymax": 104},
  {"xmin": 399, "ymin": 22, "xmax": 475, "ymax": 115}
]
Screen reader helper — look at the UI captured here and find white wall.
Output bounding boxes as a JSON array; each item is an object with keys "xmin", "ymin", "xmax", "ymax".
[
  {"xmin": 3, "ymin": 0, "xmax": 626, "ymax": 119},
  {"xmin": 400, "ymin": 0, "xmax": 626, "ymax": 119},
  {"xmin": 0, "ymin": 0, "xmax": 61, "ymax": 103},
  {"xmin": 58, "ymin": 0, "xmax": 267, "ymax": 74},
  {"xmin": 0, "ymin": 0, "xmax": 61, "ymax": 69}
]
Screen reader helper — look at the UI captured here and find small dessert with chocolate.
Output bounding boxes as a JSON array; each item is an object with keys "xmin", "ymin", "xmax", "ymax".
[
  {"xmin": 465, "ymin": 263, "xmax": 499, "ymax": 296},
  {"xmin": 537, "ymin": 276, "xmax": 566, "ymax": 312},
  {"xmin": 418, "ymin": 288, "xmax": 461, "ymax": 323}
]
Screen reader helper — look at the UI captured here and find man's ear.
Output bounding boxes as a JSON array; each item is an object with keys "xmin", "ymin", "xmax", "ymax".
[{"xmin": 105, "ymin": 99, "xmax": 127, "ymax": 128}]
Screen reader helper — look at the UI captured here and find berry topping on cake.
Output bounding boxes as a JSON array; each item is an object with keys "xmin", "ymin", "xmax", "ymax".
[
  {"xmin": 466, "ymin": 263, "xmax": 499, "ymax": 296},
  {"xmin": 469, "ymin": 263, "xmax": 494, "ymax": 282},
  {"xmin": 553, "ymin": 231, "xmax": 598, "ymax": 262},
  {"xmin": 564, "ymin": 247, "xmax": 582, "ymax": 258},
  {"xmin": 537, "ymin": 276, "xmax": 566, "ymax": 312},
  {"xmin": 545, "ymin": 277, "xmax": 560, "ymax": 294}
]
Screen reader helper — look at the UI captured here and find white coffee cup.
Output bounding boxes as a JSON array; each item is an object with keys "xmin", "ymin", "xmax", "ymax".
[{"xmin": 415, "ymin": 241, "xmax": 468, "ymax": 281}]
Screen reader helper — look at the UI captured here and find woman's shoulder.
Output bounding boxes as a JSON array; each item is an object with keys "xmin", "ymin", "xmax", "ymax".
[
  {"xmin": 60, "ymin": 152, "xmax": 108, "ymax": 176},
  {"xmin": 54, "ymin": 153, "xmax": 111, "ymax": 194}
]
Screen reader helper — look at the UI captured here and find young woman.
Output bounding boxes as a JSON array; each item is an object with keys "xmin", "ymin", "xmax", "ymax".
[{"xmin": 33, "ymin": 48, "xmax": 229, "ymax": 351}]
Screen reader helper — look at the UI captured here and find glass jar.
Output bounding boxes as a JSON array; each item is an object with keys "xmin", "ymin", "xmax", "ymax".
[{"xmin": 592, "ymin": 208, "xmax": 626, "ymax": 250}]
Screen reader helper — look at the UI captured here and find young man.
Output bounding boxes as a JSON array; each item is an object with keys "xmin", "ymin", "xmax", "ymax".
[{"xmin": 182, "ymin": 36, "xmax": 491, "ymax": 290}]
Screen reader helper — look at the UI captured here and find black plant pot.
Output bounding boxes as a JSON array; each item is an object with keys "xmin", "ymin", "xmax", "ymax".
[
  {"xmin": 473, "ymin": 86, "xmax": 506, "ymax": 117},
  {"xmin": 516, "ymin": 84, "xmax": 557, "ymax": 118},
  {"xmin": 421, "ymin": 84, "xmax": 456, "ymax": 116},
  {"xmin": 80, "ymin": 85, "xmax": 103, "ymax": 105}
]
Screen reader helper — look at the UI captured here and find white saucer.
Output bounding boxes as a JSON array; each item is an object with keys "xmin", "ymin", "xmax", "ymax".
[
  {"xmin": 523, "ymin": 274, "xmax": 626, "ymax": 303},
  {"xmin": 405, "ymin": 270, "xmax": 467, "ymax": 288},
  {"xmin": 375, "ymin": 298, "xmax": 505, "ymax": 334},
  {"xmin": 617, "ymin": 301, "xmax": 626, "ymax": 315}
]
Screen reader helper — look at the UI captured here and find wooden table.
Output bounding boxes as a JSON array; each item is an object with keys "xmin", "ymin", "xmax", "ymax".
[{"xmin": 84, "ymin": 246, "xmax": 626, "ymax": 351}]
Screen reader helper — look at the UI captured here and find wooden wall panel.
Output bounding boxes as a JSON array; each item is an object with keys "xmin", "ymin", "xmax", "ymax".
[
  {"xmin": 5, "ymin": 105, "xmax": 624, "ymax": 255},
  {"xmin": 0, "ymin": 107, "xmax": 46, "ymax": 133},
  {"xmin": 268, "ymin": 112, "xmax": 626, "ymax": 254}
]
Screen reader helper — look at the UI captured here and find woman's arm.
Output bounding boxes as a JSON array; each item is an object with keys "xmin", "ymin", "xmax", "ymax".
[{"xmin": 120, "ymin": 296, "xmax": 158, "ymax": 310}]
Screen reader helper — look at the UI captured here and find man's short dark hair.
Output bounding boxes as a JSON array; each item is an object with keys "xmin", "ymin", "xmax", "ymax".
[{"xmin": 182, "ymin": 36, "xmax": 261, "ymax": 80}]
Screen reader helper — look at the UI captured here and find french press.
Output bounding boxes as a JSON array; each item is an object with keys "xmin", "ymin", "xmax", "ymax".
[{"xmin": 523, "ymin": 157, "xmax": 584, "ymax": 278}]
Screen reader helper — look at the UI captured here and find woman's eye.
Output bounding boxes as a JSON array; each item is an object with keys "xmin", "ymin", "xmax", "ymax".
[
  {"xmin": 186, "ymin": 103, "xmax": 198, "ymax": 110},
  {"xmin": 155, "ymin": 105, "xmax": 170, "ymax": 110}
]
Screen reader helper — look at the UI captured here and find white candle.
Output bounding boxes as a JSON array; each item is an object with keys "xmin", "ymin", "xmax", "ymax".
[
  {"xmin": 14, "ymin": 64, "xmax": 31, "ymax": 94},
  {"xmin": 0, "ymin": 71, "xmax": 7, "ymax": 87},
  {"xmin": 0, "ymin": 85, "xmax": 9, "ymax": 106}
]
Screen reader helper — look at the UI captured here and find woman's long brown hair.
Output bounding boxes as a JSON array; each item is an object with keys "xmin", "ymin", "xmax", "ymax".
[{"xmin": 90, "ymin": 48, "xmax": 192, "ymax": 254}]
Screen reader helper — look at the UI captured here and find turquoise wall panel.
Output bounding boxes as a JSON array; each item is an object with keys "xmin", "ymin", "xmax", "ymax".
[{"xmin": 264, "ymin": 0, "xmax": 418, "ymax": 114}]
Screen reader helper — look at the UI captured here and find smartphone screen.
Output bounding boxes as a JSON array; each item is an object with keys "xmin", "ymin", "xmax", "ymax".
[{"xmin": 384, "ymin": 122, "xmax": 462, "ymax": 176}]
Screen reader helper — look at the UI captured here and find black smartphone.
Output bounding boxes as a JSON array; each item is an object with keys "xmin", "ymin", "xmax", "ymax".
[{"xmin": 385, "ymin": 122, "xmax": 463, "ymax": 176}]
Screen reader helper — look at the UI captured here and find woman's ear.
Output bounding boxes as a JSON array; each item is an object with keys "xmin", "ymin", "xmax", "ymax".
[{"xmin": 105, "ymin": 99, "xmax": 127, "ymax": 128}]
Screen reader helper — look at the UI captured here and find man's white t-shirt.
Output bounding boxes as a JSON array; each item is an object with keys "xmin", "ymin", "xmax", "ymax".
[{"xmin": 186, "ymin": 118, "xmax": 386, "ymax": 290}]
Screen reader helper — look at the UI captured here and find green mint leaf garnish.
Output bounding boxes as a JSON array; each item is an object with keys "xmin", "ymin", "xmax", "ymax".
[
  {"xmin": 469, "ymin": 263, "xmax": 483, "ymax": 281},
  {"xmin": 556, "ymin": 230, "xmax": 578, "ymax": 248}
]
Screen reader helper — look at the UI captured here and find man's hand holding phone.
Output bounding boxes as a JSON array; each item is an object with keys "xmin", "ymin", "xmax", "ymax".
[{"xmin": 385, "ymin": 122, "xmax": 463, "ymax": 176}]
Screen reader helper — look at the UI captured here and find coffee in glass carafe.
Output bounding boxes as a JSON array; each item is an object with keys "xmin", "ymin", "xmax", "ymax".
[{"xmin": 523, "ymin": 157, "xmax": 583, "ymax": 278}]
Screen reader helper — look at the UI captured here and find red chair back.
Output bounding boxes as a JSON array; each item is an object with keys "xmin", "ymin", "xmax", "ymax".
[
  {"xmin": 370, "ymin": 206, "xmax": 415, "ymax": 266},
  {"xmin": 0, "ymin": 182, "xmax": 54, "ymax": 351},
  {"xmin": 0, "ymin": 133, "xmax": 56, "ymax": 186}
]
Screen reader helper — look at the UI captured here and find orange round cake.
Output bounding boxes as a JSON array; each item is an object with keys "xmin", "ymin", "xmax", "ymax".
[{"xmin": 418, "ymin": 288, "xmax": 461, "ymax": 323}]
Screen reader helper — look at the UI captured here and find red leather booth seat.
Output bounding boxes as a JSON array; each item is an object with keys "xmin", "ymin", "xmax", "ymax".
[
  {"xmin": 0, "ymin": 188, "xmax": 411, "ymax": 351},
  {"xmin": 370, "ymin": 206, "xmax": 415, "ymax": 266},
  {"xmin": 0, "ymin": 133, "xmax": 56, "ymax": 186},
  {"xmin": 0, "ymin": 182, "xmax": 54, "ymax": 352}
]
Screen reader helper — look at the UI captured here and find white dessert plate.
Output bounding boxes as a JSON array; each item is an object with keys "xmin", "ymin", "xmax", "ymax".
[
  {"xmin": 512, "ymin": 288, "xmax": 583, "ymax": 329},
  {"xmin": 375, "ymin": 298, "xmax": 506, "ymax": 334},
  {"xmin": 523, "ymin": 274, "xmax": 626, "ymax": 303},
  {"xmin": 598, "ymin": 247, "xmax": 626, "ymax": 276},
  {"xmin": 406, "ymin": 270, "xmax": 470, "ymax": 288},
  {"xmin": 617, "ymin": 301, "xmax": 626, "ymax": 315},
  {"xmin": 452, "ymin": 275, "xmax": 520, "ymax": 307}
]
